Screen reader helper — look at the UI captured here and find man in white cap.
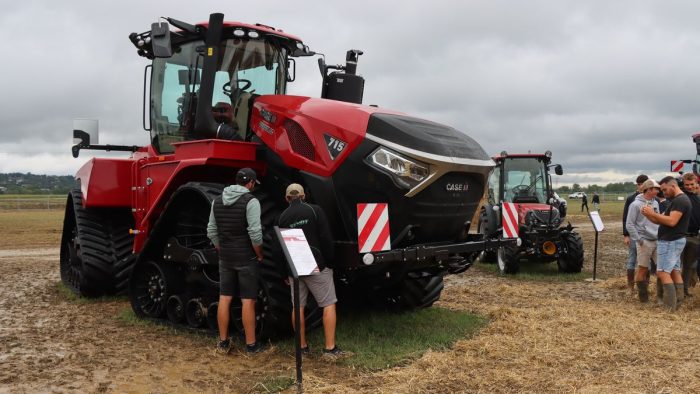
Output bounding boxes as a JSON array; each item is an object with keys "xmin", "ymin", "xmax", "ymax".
[
  {"xmin": 278, "ymin": 183, "xmax": 344, "ymax": 357},
  {"xmin": 626, "ymin": 179, "xmax": 660, "ymax": 303}
]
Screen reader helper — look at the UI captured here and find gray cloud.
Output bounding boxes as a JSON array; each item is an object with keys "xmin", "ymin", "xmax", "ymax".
[{"xmin": 1, "ymin": 0, "xmax": 699, "ymax": 185}]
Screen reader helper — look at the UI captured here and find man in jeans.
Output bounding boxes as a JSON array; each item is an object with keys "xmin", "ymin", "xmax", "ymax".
[
  {"xmin": 680, "ymin": 173, "xmax": 700, "ymax": 297},
  {"xmin": 642, "ymin": 176, "xmax": 691, "ymax": 311},
  {"xmin": 626, "ymin": 179, "xmax": 660, "ymax": 303},
  {"xmin": 623, "ymin": 174, "xmax": 649, "ymax": 292}
]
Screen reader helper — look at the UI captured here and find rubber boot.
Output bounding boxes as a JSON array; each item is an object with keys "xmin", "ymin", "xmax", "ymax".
[
  {"xmin": 662, "ymin": 284, "xmax": 677, "ymax": 312},
  {"xmin": 675, "ymin": 284, "xmax": 685, "ymax": 308},
  {"xmin": 627, "ymin": 269, "xmax": 635, "ymax": 293},
  {"xmin": 656, "ymin": 278, "xmax": 664, "ymax": 305},
  {"xmin": 636, "ymin": 281, "xmax": 649, "ymax": 303}
]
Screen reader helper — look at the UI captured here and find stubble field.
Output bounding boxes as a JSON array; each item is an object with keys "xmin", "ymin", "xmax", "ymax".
[{"xmin": 2, "ymin": 202, "xmax": 700, "ymax": 393}]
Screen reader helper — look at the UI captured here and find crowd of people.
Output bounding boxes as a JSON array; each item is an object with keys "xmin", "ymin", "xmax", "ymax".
[
  {"xmin": 206, "ymin": 168, "xmax": 345, "ymax": 357},
  {"xmin": 623, "ymin": 173, "xmax": 700, "ymax": 311}
]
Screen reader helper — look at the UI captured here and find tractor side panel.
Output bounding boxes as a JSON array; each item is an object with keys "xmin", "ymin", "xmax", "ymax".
[{"xmin": 75, "ymin": 158, "xmax": 134, "ymax": 208}]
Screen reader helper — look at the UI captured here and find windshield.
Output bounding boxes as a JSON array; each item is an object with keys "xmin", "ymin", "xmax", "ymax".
[
  {"xmin": 502, "ymin": 157, "xmax": 547, "ymax": 203},
  {"xmin": 150, "ymin": 38, "xmax": 287, "ymax": 153}
]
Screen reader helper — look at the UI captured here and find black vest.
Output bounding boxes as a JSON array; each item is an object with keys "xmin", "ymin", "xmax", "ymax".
[{"xmin": 213, "ymin": 193, "xmax": 256, "ymax": 264}]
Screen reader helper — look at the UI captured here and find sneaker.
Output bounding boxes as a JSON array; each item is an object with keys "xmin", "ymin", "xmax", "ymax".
[
  {"xmin": 321, "ymin": 346, "xmax": 346, "ymax": 358},
  {"xmin": 215, "ymin": 338, "xmax": 231, "ymax": 355},
  {"xmin": 300, "ymin": 345, "xmax": 310, "ymax": 355},
  {"xmin": 246, "ymin": 341, "xmax": 268, "ymax": 354}
]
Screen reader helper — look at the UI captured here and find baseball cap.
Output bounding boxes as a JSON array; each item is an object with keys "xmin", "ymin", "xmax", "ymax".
[
  {"xmin": 236, "ymin": 168, "xmax": 259, "ymax": 185},
  {"xmin": 641, "ymin": 179, "xmax": 660, "ymax": 192},
  {"xmin": 286, "ymin": 183, "xmax": 305, "ymax": 197}
]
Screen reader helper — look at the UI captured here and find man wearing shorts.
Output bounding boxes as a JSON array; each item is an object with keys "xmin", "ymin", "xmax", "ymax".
[
  {"xmin": 642, "ymin": 176, "xmax": 691, "ymax": 311},
  {"xmin": 626, "ymin": 179, "xmax": 660, "ymax": 303},
  {"xmin": 207, "ymin": 168, "xmax": 265, "ymax": 353},
  {"xmin": 623, "ymin": 175, "xmax": 649, "ymax": 292},
  {"xmin": 278, "ymin": 183, "xmax": 344, "ymax": 357}
]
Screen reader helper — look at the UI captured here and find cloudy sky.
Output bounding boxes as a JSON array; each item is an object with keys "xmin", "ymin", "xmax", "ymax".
[{"xmin": 1, "ymin": 0, "xmax": 699, "ymax": 186}]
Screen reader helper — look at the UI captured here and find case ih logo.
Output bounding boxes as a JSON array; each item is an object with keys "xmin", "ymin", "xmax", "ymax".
[
  {"xmin": 324, "ymin": 134, "xmax": 346, "ymax": 160},
  {"xmin": 357, "ymin": 203, "xmax": 391, "ymax": 253},
  {"xmin": 446, "ymin": 183, "xmax": 469, "ymax": 192}
]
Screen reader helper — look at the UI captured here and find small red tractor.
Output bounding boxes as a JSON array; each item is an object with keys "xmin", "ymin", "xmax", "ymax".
[
  {"xmin": 61, "ymin": 13, "xmax": 514, "ymax": 338},
  {"xmin": 477, "ymin": 151, "xmax": 584, "ymax": 274}
]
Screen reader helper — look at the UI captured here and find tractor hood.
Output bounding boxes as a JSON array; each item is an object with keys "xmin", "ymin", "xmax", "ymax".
[
  {"xmin": 516, "ymin": 203, "xmax": 562, "ymax": 227},
  {"xmin": 250, "ymin": 95, "xmax": 493, "ymax": 186}
]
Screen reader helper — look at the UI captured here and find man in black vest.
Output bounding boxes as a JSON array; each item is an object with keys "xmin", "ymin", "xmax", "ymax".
[
  {"xmin": 278, "ymin": 183, "xmax": 344, "ymax": 357},
  {"xmin": 207, "ymin": 168, "xmax": 265, "ymax": 354}
]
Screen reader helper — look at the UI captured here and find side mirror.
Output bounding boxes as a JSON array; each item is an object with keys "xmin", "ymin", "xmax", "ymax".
[
  {"xmin": 554, "ymin": 164, "xmax": 563, "ymax": 176},
  {"xmin": 287, "ymin": 58, "xmax": 296, "ymax": 82},
  {"xmin": 72, "ymin": 119, "xmax": 99, "ymax": 158},
  {"xmin": 150, "ymin": 22, "xmax": 173, "ymax": 58}
]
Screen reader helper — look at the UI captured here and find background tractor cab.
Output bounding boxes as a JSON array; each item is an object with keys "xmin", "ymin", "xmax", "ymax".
[{"xmin": 478, "ymin": 151, "xmax": 583, "ymax": 275}]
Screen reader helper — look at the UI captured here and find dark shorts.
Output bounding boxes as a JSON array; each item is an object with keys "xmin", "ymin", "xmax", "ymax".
[{"xmin": 219, "ymin": 261, "xmax": 259, "ymax": 299}]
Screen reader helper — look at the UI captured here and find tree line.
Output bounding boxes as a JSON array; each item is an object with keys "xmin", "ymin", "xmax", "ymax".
[
  {"xmin": 0, "ymin": 173, "xmax": 74, "ymax": 194},
  {"xmin": 556, "ymin": 182, "xmax": 637, "ymax": 195}
]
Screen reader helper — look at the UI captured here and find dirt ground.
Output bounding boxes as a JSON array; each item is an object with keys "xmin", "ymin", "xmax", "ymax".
[{"xmin": 2, "ymin": 213, "xmax": 700, "ymax": 393}]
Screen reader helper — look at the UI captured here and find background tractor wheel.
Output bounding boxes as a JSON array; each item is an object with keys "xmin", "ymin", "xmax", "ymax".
[
  {"xmin": 397, "ymin": 270, "xmax": 445, "ymax": 309},
  {"xmin": 59, "ymin": 189, "xmax": 134, "ymax": 297},
  {"xmin": 497, "ymin": 242, "xmax": 520, "ymax": 274},
  {"xmin": 477, "ymin": 207, "xmax": 497, "ymax": 263},
  {"xmin": 557, "ymin": 232, "xmax": 584, "ymax": 273}
]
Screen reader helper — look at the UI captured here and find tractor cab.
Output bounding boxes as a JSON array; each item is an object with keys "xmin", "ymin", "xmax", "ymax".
[
  {"xmin": 130, "ymin": 16, "xmax": 307, "ymax": 154},
  {"xmin": 488, "ymin": 151, "xmax": 563, "ymax": 212}
]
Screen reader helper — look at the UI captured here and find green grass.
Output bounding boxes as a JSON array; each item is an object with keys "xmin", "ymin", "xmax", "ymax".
[
  {"xmin": 281, "ymin": 307, "xmax": 486, "ymax": 371},
  {"xmin": 55, "ymin": 281, "xmax": 128, "ymax": 303},
  {"xmin": 475, "ymin": 261, "xmax": 587, "ymax": 282},
  {"xmin": 251, "ymin": 375, "xmax": 296, "ymax": 393}
]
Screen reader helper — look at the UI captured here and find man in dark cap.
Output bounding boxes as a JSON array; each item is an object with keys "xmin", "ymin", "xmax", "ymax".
[{"xmin": 207, "ymin": 167, "xmax": 266, "ymax": 354}]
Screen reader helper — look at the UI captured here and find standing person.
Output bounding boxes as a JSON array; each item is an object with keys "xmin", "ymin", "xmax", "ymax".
[
  {"xmin": 626, "ymin": 179, "xmax": 660, "ymax": 302},
  {"xmin": 207, "ymin": 168, "xmax": 266, "ymax": 354},
  {"xmin": 581, "ymin": 193, "xmax": 589, "ymax": 212},
  {"xmin": 680, "ymin": 173, "xmax": 700, "ymax": 296},
  {"xmin": 642, "ymin": 176, "xmax": 691, "ymax": 311},
  {"xmin": 592, "ymin": 192, "xmax": 600, "ymax": 211},
  {"xmin": 278, "ymin": 183, "xmax": 344, "ymax": 357},
  {"xmin": 623, "ymin": 175, "xmax": 649, "ymax": 292}
]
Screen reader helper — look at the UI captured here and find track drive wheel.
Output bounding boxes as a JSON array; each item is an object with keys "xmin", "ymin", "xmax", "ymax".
[
  {"xmin": 130, "ymin": 261, "xmax": 174, "ymax": 318},
  {"xmin": 557, "ymin": 232, "xmax": 584, "ymax": 273},
  {"xmin": 497, "ymin": 242, "xmax": 520, "ymax": 274}
]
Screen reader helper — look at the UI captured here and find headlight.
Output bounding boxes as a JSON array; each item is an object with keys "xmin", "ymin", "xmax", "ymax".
[{"xmin": 367, "ymin": 147, "xmax": 429, "ymax": 189}]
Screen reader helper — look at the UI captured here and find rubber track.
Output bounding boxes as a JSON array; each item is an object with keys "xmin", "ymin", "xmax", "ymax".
[{"xmin": 60, "ymin": 189, "xmax": 134, "ymax": 297}]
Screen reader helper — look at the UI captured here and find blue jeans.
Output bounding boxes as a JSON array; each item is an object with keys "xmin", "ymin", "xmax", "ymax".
[
  {"xmin": 626, "ymin": 241, "xmax": 637, "ymax": 270},
  {"xmin": 657, "ymin": 238, "xmax": 686, "ymax": 273}
]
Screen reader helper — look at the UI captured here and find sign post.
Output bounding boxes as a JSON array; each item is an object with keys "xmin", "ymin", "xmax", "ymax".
[
  {"xmin": 274, "ymin": 226, "xmax": 319, "ymax": 392},
  {"xmin": 588, "ymin": 211, "xmax": 605, "ymax": 280}
]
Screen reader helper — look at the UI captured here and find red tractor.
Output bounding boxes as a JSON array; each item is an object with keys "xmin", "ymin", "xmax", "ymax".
[
  {"xmin": 477, "ymin": 151, "xmax": 584, "ymax": 274},
  {"xmin": 60, "ymin": 13, "xmax": 514, "ymax": 338}
]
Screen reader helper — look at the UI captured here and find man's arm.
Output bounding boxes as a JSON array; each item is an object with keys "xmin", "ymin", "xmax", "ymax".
[
  {"xmin": 246, "ymin": 198, "xmax": 264, "ymax": 261},
  {"xmin": 206, "ymin": 203, "xmax": 219, "ymax": 249},
  {"xmin": 622, "ymin": 193, "xmax": 635, "ymax": 236},
  {"xmin": 642, "ymin": 208, "xmax": 683, "ymax": 227},
  {"xmin": 625, "ymin": 202, "xmax": 641, "ymax": 241}
]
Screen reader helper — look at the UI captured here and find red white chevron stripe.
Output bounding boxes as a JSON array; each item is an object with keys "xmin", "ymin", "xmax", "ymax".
[
  {"xmin": 357, "ymin": 203, "xmax": 391, "ymax": 253},
  {"xmin": 671, "ymin": 160, "xmax": 684, "ymax": 172},
  {"xmin": 502, "ymin": 202, "xmax": 519, "ymax": 238}
]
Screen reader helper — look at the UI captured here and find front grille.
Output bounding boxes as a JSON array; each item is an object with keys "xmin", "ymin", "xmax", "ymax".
[{"xmin": 284, "ymin": 119, "xmax": 315, "ymax": 161}]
